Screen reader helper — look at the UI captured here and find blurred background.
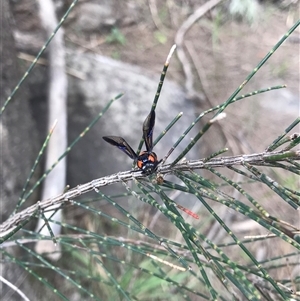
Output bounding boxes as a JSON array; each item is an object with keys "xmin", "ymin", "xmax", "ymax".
[
  {"xmin": 1, "ymin": 0, "xmax": 299, "ymax": 300},
  {"xmin": 10, "ymin": 0, "xmax": 299, "ymax": 176}
]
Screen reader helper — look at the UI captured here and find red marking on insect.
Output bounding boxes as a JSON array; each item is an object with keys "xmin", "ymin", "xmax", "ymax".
[{"xmin": 103, "ymin": 110, "xmax": 161, "ymax": 175}]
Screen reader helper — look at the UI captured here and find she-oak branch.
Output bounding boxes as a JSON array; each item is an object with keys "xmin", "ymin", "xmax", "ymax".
[{"xmin": 0, "ymin": 149, "xmax": 299, "ymax": 239}]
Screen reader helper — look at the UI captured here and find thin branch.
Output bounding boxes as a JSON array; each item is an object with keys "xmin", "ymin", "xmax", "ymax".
[
  {"xmin": 148, "ymin": 0, "xmax": 169, "ymax": 33},
  {"xmin": 0, "ymin": 276, "xmax": 30, "ymax": 301},
  {"xmin": 0, "ymin": 150, "xmax": 299, "ymax": 237},
  {"xmin": 17, "ymin": 52, "xmax": 85, "ymax": 80},
  {"xmin": 174, "ymin": 0, "xmax": 224, "ymax": 98}
]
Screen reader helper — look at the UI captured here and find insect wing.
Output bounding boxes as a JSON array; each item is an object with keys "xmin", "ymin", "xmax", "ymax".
[
  {"xmin": 103, "ymin": 136, "xmax": 138, "ymax": 160},
  {"xmin": 143, "ymin": 110, "xmax": 155, "ymax": 152}
]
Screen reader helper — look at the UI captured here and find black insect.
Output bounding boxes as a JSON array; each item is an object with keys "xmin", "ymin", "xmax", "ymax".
[{"xmin": 103, "ymin": 110, "xmax": 161, "ymax": 175}]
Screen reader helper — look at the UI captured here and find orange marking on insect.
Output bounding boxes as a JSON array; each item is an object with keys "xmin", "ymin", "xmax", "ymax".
[
  {"xmin": 148, "ymin": 154, "xmax": 156, "ymax": 162},
  {"xmin": 137, "ymin": 160, "xmax": 143, "ymax": 169}
]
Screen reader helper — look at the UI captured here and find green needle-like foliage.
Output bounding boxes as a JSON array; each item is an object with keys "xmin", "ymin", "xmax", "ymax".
[{"xmin": 1, "ymin": 3, "xmax": 299, "ymax": 300}]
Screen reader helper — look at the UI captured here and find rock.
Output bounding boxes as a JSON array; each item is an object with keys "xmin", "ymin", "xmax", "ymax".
[
  {"xmin": 65, "ymin": 49, "xmax": 198, "ymax": 187},
  {"xmin": 75, "ymin": 2, "xmax": 116, "ymax": 31}
]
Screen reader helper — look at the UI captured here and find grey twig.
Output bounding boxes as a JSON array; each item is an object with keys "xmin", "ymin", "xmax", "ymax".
[{"xmin": 0, "ymin": 149, "xmax": 298, "ymax": 237}]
